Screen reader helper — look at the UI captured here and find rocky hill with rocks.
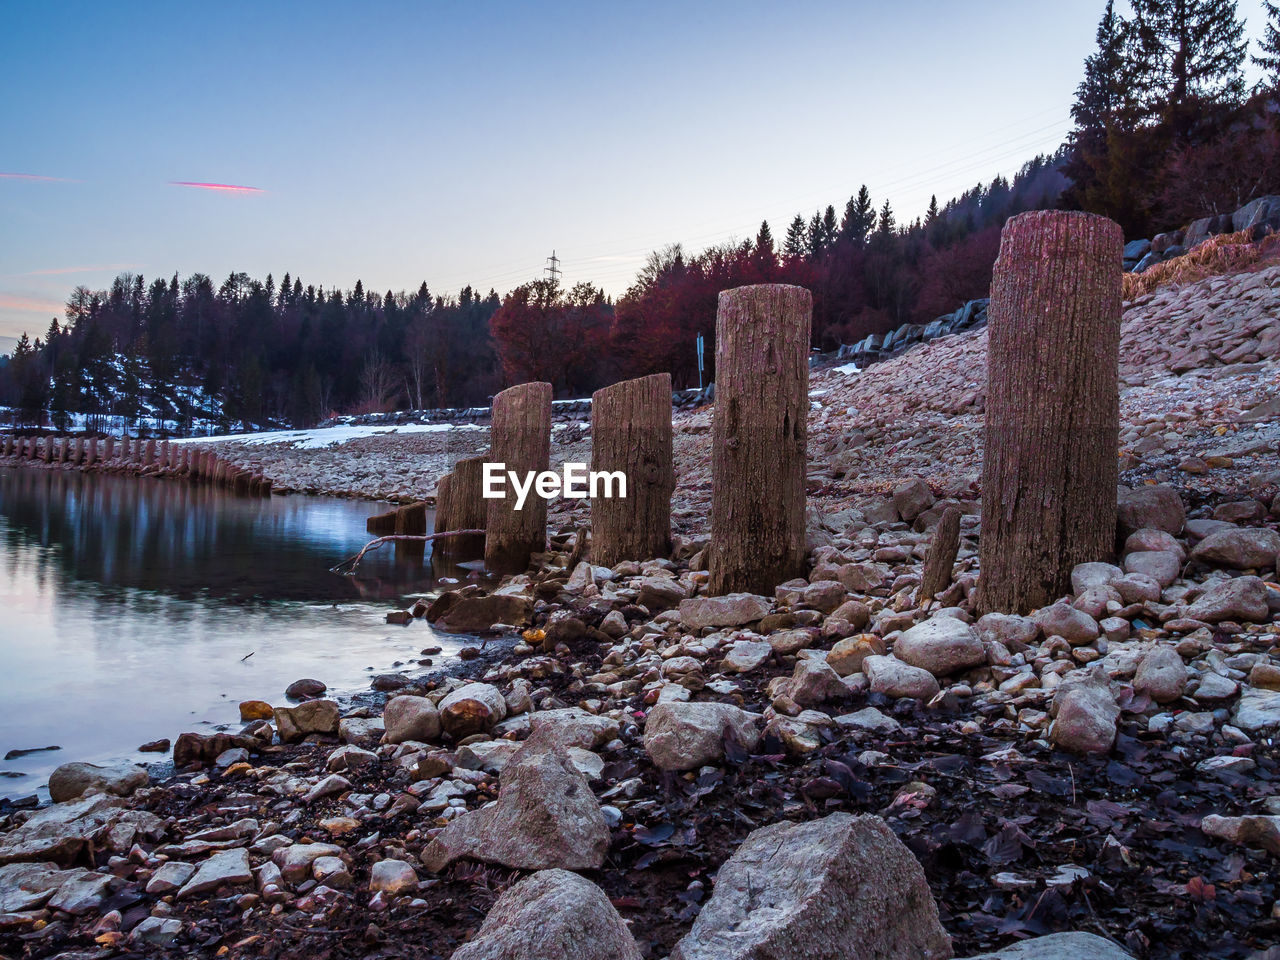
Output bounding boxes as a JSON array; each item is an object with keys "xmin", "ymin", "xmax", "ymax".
[{"xmin": 3, "ymin": 258, "xmax": 1280, "ymax": 959}]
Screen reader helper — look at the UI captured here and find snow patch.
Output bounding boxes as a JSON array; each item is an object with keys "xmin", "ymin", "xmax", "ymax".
[{"xmin": 170, "ymin": 422, "xmax": 484, "ymax": 451}]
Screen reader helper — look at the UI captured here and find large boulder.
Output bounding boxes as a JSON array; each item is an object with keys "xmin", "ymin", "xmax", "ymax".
[
  {"xmin": 1186, "ymin": 576, "xmax": 1271, "ymax": 623},
  {"xmin": 1233, "ymin": 688, "xmax": 1280, "ymax": 731},
  {"xmin": 863, "ymin": 655, "xmax": 940, "ymax": 700},
  {"xmin": 678, "ymin": 594, "xmax": 771, "ymax": 631},
  {"xmin": 527, "ymin": 707, "xmax": 620, "ymax": 751},
  {"xmin": 452, "ymin": 869, "xmax": 641, "ymax": 960},
  {"xmin": 435, "ymin": 594, "xmax": 533, "ymax": 632},
  {"xmin": 422, "ymin": 748, "xmax": 610, "ymax": 872},
  {"xmin": 172, "ymin": 731, "xmax": 261, "ymax": 767},
  {"xmin": 47, "ymin": 762, "xmax": 148, "ymax": 803},
  {"xmin": 643, "ymin": 701, "xmax": 762, "ymax": 771},
  {"xmin": 1117, "ymin": 485, "xmax": 1185, "ymax": 538},
  {"xmin": 0, "ymin": 794, "xmax": 162, "ymax": 867},
  {"xmin": 1070, "ymin": 562, "xmax": 1124, "ymax": 595},
  {"xmin": 1122, "ymin": 550, "xmax": 1181, "ymax": 588},
  {"xmin": 895, "ymin": 616, "xmax": 986, "ymax": 676},
  {"xmin": 670, "ymin": 813, "xmax": 951, "ymax": 960},
  {"xmin": 439, "ymin": 683, "xmax": 508, "ymax": 738},
  {"xmin": 1050, "ymin": 678, "xmax": 1119, "ymax": 754},
  {"xmin": 0, "ymin": 862, "xmax": 100, "ymax": 912},
  {"xmin": 274, "ymin": 699, "xmax": 340, "ymax": 743},
  {"xmin": 1190, "ymin": 528, "xmax": 1280, "ymax": 570},
  {"xmin": 966, "ymin": 932, "xmax": 1134, "ymax": 959},
  {"xmin": 1033, "ymin": 602, "xmax": 1100, "ymax": 646},
  {"xmin": 382, "ymin": 695, "xmax": 441, "ymax": 744},
  {"xmin": 893, "ymin": 479, "xmax": 936, "ymax": 523}
]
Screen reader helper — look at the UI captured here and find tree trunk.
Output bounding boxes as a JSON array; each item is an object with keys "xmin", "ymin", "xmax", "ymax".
[
  {"xmin": 978, "ymin": 210, "xmax": 1122, "ymax": 615},
  {"xmin": 435, "ymin": 456, "xmax": 487, "ymax": 559},
  {"xmin": 920, "ymin": 506, "xmax": 962, "ymax": 603},
  {"xmin": 485, "ymin": 381, "xmax": 552, "ymax": 575},
  {"xmin": 590, "ymin": 372, "xmax": 674, "ymax": 567},
  {"xmin": 708, "ymin": 284, "xmax": 811, "ymax": 596}
]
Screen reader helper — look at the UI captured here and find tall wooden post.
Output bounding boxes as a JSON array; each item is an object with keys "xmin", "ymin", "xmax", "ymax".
[
  {"xmin": 978, "ymin": 210, "xmax": 1122, "ymax": 615},
  {"xmin": 3, "ymin": 435, "xmax": 12, "ymax": 457},
  {"xmin": 102, "ymin": 437, "xmax": 115, "ymax": 462},
  {"xmin": 435, "ymin": 455, "xmax": 487, "ymax": 559},
  {"xmin": 72, "ymin": 437, "xmax": 83, "ymax": 465},
  {"xmin": 40, "ymin": 437, "xmax": 51, "ymax": 462},
  {"xmin": 707, "ymin": 284, "xmax": 811, "ymax": 596},
  {"xmin": 484, "ymin": 382, "xmax": 552, "ymax": 575},
  {"xmin": 58, "ymin": 436, "xmax": 69, "ymax": 463},
  {"xmin": 86, "ymin": 436, "xmax": 98, "ymax": 466},
  {"xmin": 143, "ymin": 440, "xmax": 156, "ymax": 468},
  {"xmin": 590, "ymin": 372, "xmax": 674, "ymax": 567}
]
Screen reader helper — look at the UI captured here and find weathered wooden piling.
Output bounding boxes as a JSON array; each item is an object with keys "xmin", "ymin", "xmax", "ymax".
[
  {"xmin": 86, "ymin": 436, "xmax": 98, "ymax": 467},
  {"xmin": 434, "ymin": 456, "xmax": 488, "ymax": 559},
  {"xmin": 484, "ymin": 381, "xmax": 553, "ymax": 575},
  {"xmin": 58, "ymin": 436, "xmax": 69, "ymax": 463},
  {"xmin": 72, "ymin": 437, "xmax": 83, "ymax": 465},
  {"xmin": 143, "ymin": 440, "xmax": 156, "ymax": 468},
  {"xmin": 40, "ymin": 437, "xmax": 51, "ymax": 462},
  {"xmin": 920, "ymin": 506, "xmax": 962, "ymax": 604},
  {"xmin": 590, "ymin": 372, "xmax": 674, "ymax": 567},
  {"xmin": 707, "ymin": 284, "xmax": 811, "ymax": 596},
  {"xmin": 3, "ymin": 435, "xmax": 12, "ymax": 457},
  {"xmin": 977, "ymin": 210, "xmax": 1123, "ymax": 615}
]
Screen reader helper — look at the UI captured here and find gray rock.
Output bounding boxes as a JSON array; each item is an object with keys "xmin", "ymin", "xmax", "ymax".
[
  {"xmin": 1133, "ymin": 646, "xmax": 1187, "ymax": 704},
  {"xmin": 369, "ymin": 858, "xmax": 419, "ymax": 896},
  {"xmin": 893, "ymin": 478, "xmax": 936, "ymax": 523},
  {"xmin": 272, "ymin": 842, "xmax": 345, "ymax": 883},
  {"xmin": 837, "ymin": 562, "xmax": 891, "ymax": 592},
  {"xmin": 1123, "ymin": 550, "xmax": 1181, "ymax": 588},
  {"xmin": 452, "ymin": 869, "xmax": 641, "ymax": 960},
  {"xmin": 679, "ymin": 593, "xmax": 772, "ymax": 630},
  {"xmin": 863, "ymin": 655, "xmax": 941, "ymax": 700},
  {"xmin": 1051, "ymin": 678, "xmax": 1119, "ymax": 754},
  {"xmin": 787, "ymin": 659, "xmax": 847, "ymax": 707},
  {"xmin": 721, "ymin": 639, "xmax": 773, "ymax": 673},
  {"xmin": 422, "ymin": 747, "xmax": 610, "ymax": 872},
  {"xmin": 439, "ymin": 683, "xmax": 508, "ymax": 738},
  {"xmin": 0, "ymin": 794, "xmax": 161, "ymax": 867},
  {"xmin": 834, "ymin": 707, "xmax": 902, "ymax": 735},
  {"xmin": 177, "ymin": 848, "xmax": 253, "ymax": 899},
  {"xmin": 46, "ymin": 870, "xmax": 112, "ymax": 913},
  {"xmin": 47, "ymin": 762, "xmax": 148, "ymax": 804},
  {"xmin": 383, "ymin": 695, "xmax": 442, "ymax": 744},
  {"xmin": 643, "ymin": 701, "xmax": 762, "ymax": 771},
  {"xmin": 145, "ymin": 860, "xmax": 197, "ymax": 895},
  {"xmin": 528, "ymin": 708, "xmax": 620, "ymax": 751},
  {"xmin": 274, "ymin": 699, "xmax": 340, "ymax": 743},
  {"xmin": 1190, "ymin": 528, "xmax": 1280, "ymax": 570},
  {"xmin": 670, "ymin": 812, "xmax": 951, "ymax": 960},
  {"xmin": 456, "ymin": 740, "xmax": 521, "ymax": 774},
  {"xmin": 326, "ymin": 743, "xmax": 376, "ymax": 772},
  {"xmin": 1187, "ymin": 576, "xmax": 1270, "ymax": 623},
  {"xmin": 129, "ymin": 916, "xmax": 184, "ymax": 946},
  {"xmin": 1123, "ymin": 528, "xmax": 1184, "ymax": 559},
  {"xmin": 802, "ymin": 579, "xmax": 846, "ymax": 613},
  {"xmin": 0, "ymin": 862, "xmax": 95, "ymax": 912},
  {"xmin": 976, "ymin": 613, "xmax": 1039, "ymax": 649},
  {"xmin": 1117, "ymin": 485, "xmax": 1185, "ymax": 537},
  {"xmin": 895, "ymin": 616, "xmax": 986, "ymax": 676},
  {"xmin": 285, "ymin": 678, "xmax": 326, "ymax": 699},
  {"xmin": 966, "ymin": 932, "xmax": 1133, "ymax": 959},
  {"xmin": 637, "ymin": 577, "xmax": 689, "ymax": 611},
  {"xmin": 1233, "ymin": 688, "xmax": 1280, "ymax": 731},
  {"xmin": 1034, "ymin": 602, "xmax": 1100, "ymax": 646},
  {"xmin": 1201, "ymin": 813, "xmax": 1280, "ymax": 854},
  {"xmin": 1070, "ymin": 562, "xmax": 1124, "ymax": 595}
]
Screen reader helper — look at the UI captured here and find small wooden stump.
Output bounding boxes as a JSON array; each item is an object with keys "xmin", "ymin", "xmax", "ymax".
[
  {"xmin": 143, "ymin": 440, "xmax": 156, "ymax": 468},
  {"xmin": 40, "ymin": 437, "xmax": 51, "ymax": 463},
  {"xmin": 2, "ymin": 436, "xmax": 11, "ymax": 457},
  {"xmin": 590, "ymin": 372, "xmax": 674, "ymax": 567},
  {"xmin": 367, "ymin": 508, "xmax": 399, "ymax": 535},
  {"xmin": 484, "ymin": 381, "xmax": 552, "ymax": 575},
  {"xmin": 920, "ymin": 506, "xmax": 962, "ymax": 604},
  {"xmin": 978, "ymin": 210, "xmax": 1123, "ymax": 615},
  {"xmin": 434, "ymin": 456, "xmax": 488, "ymax": 559},
  {"xmin": 708, "ymin": 284, "xmax": 812, "ymax": 596},
  {"xmin": 58, "ymin": 437, "xmax": 69, "ymax": 464},
  {"xmin": 86, "ymin": 436, "xmax": 98, "ymax": 467},
  {"xmin": 120, "ymin": 436, "xmax": 132, "ymax": 462},
  {"xmin": 103, "ymin": 437, "xmax": 116, "ymax": 462},
  {"xmin": 72, "ymin": 437, "xmax": 84, "ymax": 465}
]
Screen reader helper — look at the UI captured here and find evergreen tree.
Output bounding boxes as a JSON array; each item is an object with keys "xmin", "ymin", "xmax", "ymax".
[
  {"xmin": 1128, "ymin": 0, "xmax": 1247, "ymax": 137},
  {"xmin": 1255, "ymin": 1, "xmax": 1280, "ymax": 94},
  {"xmin": 806, "ymin": 210, "xmax": 823, "ymax": 259},
  {"xmin": 753, "ymin": 220, "xmax": 777, "ymax": 269},
  {"xmin": 877, "ymin": 200, "xmax": 896, "ymax": 236},
  {"xmin": 1072, "ymin": 1, "xmax": 1129, "ymax": 144},
  {"xmin": 840, "ymin": 185, "xmax": 876, "ymax": 245},
  {"xmin": 783, "ymin": 214, "xmax": 807, "ymax": 260}
]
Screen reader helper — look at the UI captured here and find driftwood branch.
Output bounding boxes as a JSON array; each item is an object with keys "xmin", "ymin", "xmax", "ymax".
[{"xmin": 331, "ymin": 529, "xmax": 486, "ymax": 575}]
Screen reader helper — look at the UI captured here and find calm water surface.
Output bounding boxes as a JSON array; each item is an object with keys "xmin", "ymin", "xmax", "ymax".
[{"xmin": 0, "ymin": 467, "xmax": 481, "ymax": 801}]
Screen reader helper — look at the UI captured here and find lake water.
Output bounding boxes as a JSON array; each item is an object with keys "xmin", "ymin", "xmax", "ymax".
[{"xmin": 0, "ymin": 467, "xmax": 483, "ymax": 802}]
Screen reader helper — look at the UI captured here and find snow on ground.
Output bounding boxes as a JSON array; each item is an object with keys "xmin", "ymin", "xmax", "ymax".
[
  {"xmin": 833, "ymin": 362, "xmax": 862, "ymax": 375},
  {"xmin": 170, "ymin": 421, "xmax": 484, "ymax": 451}
]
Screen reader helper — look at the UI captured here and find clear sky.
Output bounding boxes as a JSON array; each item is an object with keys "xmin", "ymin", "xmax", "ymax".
[{"xmin": 0, "ymin": 0, "xmax": 1271, "ymax": 352}]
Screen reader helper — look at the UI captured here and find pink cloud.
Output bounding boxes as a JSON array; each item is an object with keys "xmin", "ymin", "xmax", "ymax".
[
  {"xmin": 0, "ymin": 293, "xmax": 65, "ymax": 314},
  {"xmin": 0, "ymin": 172, "xmax": 80, "ymax": 182},
  {"xmin": 169, "ymin": 180, "xmax": 265, "ymax": 194},
  {"xmin": 19, "ymin": 263, "xmax": 143, "ymax": 277}
]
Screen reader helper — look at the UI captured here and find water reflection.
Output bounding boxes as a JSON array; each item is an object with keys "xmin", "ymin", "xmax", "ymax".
[{"xmin": 0, "ymin": 468, "xmax": 484, "ymax": 801}]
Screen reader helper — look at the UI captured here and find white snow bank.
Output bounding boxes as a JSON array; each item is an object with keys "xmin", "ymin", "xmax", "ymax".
[{"xmin": 170, "ymin": 421, "xmax": 484, "ymax": 450}]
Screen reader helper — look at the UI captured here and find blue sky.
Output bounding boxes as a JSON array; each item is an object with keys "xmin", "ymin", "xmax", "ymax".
[{"xmin": 1, "ymin": 0, "xmax": 1271, "ymax": 351}]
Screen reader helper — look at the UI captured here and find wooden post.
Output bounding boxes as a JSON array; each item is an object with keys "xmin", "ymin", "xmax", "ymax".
[
  {"xmin": 590, "ymin": 372, "xmax": 674, "ymax": 567},
  {"xmin": 707, "ymin": 284, "xmax": 811, "ymax": 596},
  {"xmin": 40, "ymin": 437, "xmax": 51, "ymax": 462},
  {"xmin": 978, "ymin": 210, "xmax": 1122, "ymax": 615},
  {"xmin": 434, "ymin": 456, "xmax": 487, "ymax": 559},
  {"xmin": 143, "ymin": 440, "xmax": 156, "ymax": 468},
  {"xmin": 72, "ymin": 437, "xmax": 83, "ymax": 465},
  {"xmin": 102, "ymin": 437, "xmax": 115, "ymax": 462},
  {"xmin": 58, "ymin": 436, "xmax": 69, "ymax": 463},
  {"xmin": 484, "ymin": 381, "xmax": 552, "ymax": 575},
  {"xmin": 920, "ymin": 506, "xmax": 962, "ymax": 604},
  {"xmin": 86, "ymin": 436, "xmax": 98, "ymax": 466},
  {"xmin": 3, "ymin": 435, "xmax": 12, "ymax": 457}
]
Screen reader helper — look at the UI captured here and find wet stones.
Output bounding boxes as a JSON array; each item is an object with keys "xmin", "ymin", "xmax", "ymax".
[
  {"xmin": 434, "ymin": 594, "xmax": 534, "ymax": 632},
  {"xmin": 670, "ymin": 812, "xmax": 951, "ymax": 960},
  {"xmin": 274, "ymin": 699, "xmax": 341, "ymax": 743},
  {"xmin": 285, "ymin": 678, "xmax": 327, "ymax": 699},
  {"xmin": 678, "ymin": 593, "xmax": 771, "ymax": 631},
  {"xmin": 47, "ymin": 762, "xmax": 148, "ymax": 804},
  {"xmin": 439, "ymin": 683, "xmax": 508, "ymax": 738},
  {"xmin": 382, "ymin": 694, "xmax": 442, "ymax": 744},
  {"xmin": 176, "ymin": 848, "xmax": 253, "ymax": 899},
  {"xmin": 642, "ymin": 701, "xmax": 762, "ymax": 772},
  {"xmin": 368, "ymin": 858, "xmax": 419, "ymax": 897}
]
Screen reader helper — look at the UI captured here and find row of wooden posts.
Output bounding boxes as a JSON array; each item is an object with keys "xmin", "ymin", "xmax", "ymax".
[
  {"xmin": 0, "ymin": 434, "xmax": 273, "ymax": 496},
  {"xmin": 399, "ymin": 209, "xmax": 1123, "ymax": 617}
]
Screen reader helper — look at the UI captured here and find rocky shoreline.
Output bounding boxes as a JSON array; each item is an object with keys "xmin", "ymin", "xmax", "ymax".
[{"xmin": 2, "ymin": 264, "xmax": 1280, "ymax": 959}]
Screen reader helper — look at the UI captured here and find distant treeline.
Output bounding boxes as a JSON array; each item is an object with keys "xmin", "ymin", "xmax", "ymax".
[{"xmin": 3, "ymin": 0, "xmax": 1278, "ymax": 430}]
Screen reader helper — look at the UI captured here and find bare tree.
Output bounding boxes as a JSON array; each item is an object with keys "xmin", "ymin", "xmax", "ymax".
[{"xmin": 356, "ymin": 350, "xmax": 398, "ymax": 414}]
